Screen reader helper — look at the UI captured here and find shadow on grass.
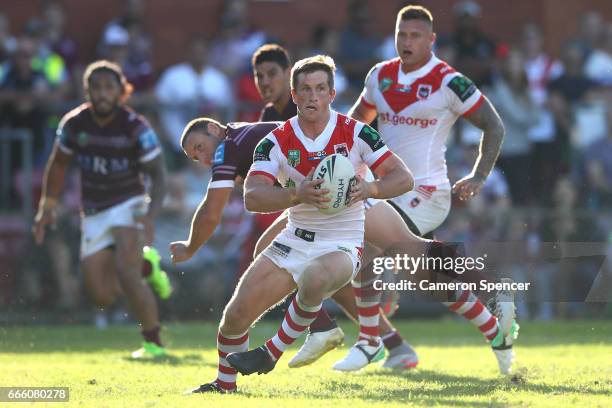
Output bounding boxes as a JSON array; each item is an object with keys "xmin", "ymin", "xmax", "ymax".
[
  {"xmin": 122, "ymin": 353, "xmax": 214, "ymax": 367},
  {"xmin": 237, "ymin": 367, "xmax": 609, "ymax": 404}
]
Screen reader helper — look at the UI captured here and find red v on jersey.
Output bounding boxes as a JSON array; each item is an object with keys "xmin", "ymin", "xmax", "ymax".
[
  {"xmin": 273, "ymin": 115, "xmax": 357, "ymax": 177},
  {"xmin": 378, "ymin": 58, "xmax": 454, "ymax": 114}
]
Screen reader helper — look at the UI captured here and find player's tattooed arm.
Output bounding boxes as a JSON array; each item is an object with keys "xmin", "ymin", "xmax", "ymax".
[
  {"xmin": 452, "ymin": 96, "xmax": 505, "ymax": 201},
  {"xmin": 464, "ymin": 96, "xmax": 505, "ymax": 180}
]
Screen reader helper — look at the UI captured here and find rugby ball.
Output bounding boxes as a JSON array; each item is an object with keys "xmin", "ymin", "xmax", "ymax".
[{"xmin": 313, "ymin": 153, "xmax": 356, "ymax": 215}]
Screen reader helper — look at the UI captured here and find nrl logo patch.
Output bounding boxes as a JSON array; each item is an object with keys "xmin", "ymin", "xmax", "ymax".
[
  {"xmin": 288, "ymin": 149, "xmax": 300, "ymax": 167},
  {"xmin": 379, "ymin": 77, "xmax": 393, "ymax": 92},
  {"xmin": 417, "ymin": 84, "xmax": 432, "ymax": 100}
]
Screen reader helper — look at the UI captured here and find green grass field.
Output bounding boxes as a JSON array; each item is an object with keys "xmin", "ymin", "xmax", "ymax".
[{"xmin": 0, "ymin": 320, "xmax": 610, "ymax": 407}]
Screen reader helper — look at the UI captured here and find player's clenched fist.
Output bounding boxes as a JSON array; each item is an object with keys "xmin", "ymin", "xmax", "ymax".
[
  {"xmin": 346, "ymin": 175, "xmax": 375, "ymax": 207},
  {"xmin": 169, "ymin": 241, "xmax": 193, "ymax": 264},
  {"xmin": 452, "ymin": 173, "xmax": 485, "ymax": 201},
  {"xmin": 32, "ymin": 202, "xmax": 57, "ymax": 245}
]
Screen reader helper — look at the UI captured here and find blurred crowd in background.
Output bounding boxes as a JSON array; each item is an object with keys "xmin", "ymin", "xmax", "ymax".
[{"xmin": 0, "ymin": 0, "xmax": 611, "ymax": 324}]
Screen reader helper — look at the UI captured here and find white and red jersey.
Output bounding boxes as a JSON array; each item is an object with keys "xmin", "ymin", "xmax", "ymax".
[
  {"xmin": 360, "ymin": 54, "xmax": 484, "ymax": 189},
  {"xmin": 248, "ymin": 110, "xmax": 391, "ymax": 242}
]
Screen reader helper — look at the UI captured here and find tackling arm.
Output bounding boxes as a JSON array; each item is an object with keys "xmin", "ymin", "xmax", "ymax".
[{"xmin": 184, "ymin": 187, "xmax": 233, "ymax": 255}]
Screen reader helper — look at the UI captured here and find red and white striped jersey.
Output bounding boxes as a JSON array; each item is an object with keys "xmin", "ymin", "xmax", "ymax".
[
  {"xmin": 248, "ymin": 110, "xmax": 391, "ymax": 241},
  {"xmin": 360, "ymin": 54, "xmax": 484, "ymax": 188}
]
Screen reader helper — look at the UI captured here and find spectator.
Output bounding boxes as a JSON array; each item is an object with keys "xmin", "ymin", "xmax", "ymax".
[
  {"xmin": 486, "ymin": 48, "xmax": 539, "ymax": 205},
  {"xmin": 42, "ymin": 1, "xmax": 78, "ymax": 72},
  {"xmin": 155, "ymin": 38, "xmax": 234, "ymax": 166},
  {"xmin": 575, "ymin": 10, "xmax": 604, "ymax": 59},
  {"xmin": 301, "ymin": 25, "xmax": 350, "ymax": 109},
  {"xmin": 0, "ymin": 37, "xmax": 51, "ymax": 168},
  {"xmin": 583, "ymin": 104, "xmax": 612, "ymax": 209},
  {"xmin": 548, "ymin": 42, "xmax": 599, "ymax": 182},
  {"xmin": 584, "ymin": 22, "xmax": 612, "ymax": 86},
  {"xmin": 337, "ymin": 0, "xmax": 380, "ymax": 91},
  {"xmin": 99, "ymin": 24, "xmax": 153, "ymax": 92},
  {"xmin": 520, "ymin": 23, "xmax": 564, "ymax": 205},
  {"xmin": 0, "ymin": 12, "xmax": 17, "ymax": 65},
  {"xmin": 101, "ymin": 0, "xmax": 152, "ymax": 65},
  {"xmin": 451, "ymin": 0, "xmax": 496, "ymax": 87},
  {"xmin": 209, "ymin": 0, "xmax": 266, "ymax": 79}
]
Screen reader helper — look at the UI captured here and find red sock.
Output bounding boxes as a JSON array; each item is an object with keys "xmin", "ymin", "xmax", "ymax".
[
  {"xmin": 444, "ymin": 290, "xmax": 499, "ymax": 340},
  {"xmin": 382, "ymin": 331, "xmax": 403, "ymax": 350},
  {"xmin": 353, "ymin": 275, "xmax": 381, "ymax": 345},
  {"xmin": 265, "ymin": 295, "xmax": 321, "ymax": 361},
  {"xmin": 216, "ymin": 330, "xmax": 249, "ymax": 391},
  {"xmin": 308, "ymin": 307, "xmax": 337, "ymax": 333}
]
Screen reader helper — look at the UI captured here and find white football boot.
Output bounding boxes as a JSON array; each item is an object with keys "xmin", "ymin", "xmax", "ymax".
[
  {"xmin": 288, "ymin": 327, "xmax": 345, "ymax": 368},
  {"xmin": 333, "ymin": 338, "xmax": 385, "ymax": 371},
  {"xmin": 491, "ymin": 278, "xmax": 517, "ymax": 335},
  {"xmin": 488, "ymin": 278, "xmax": 520, "ymax": 374},
  {"xmin": 491, "ymin": 320, "xmax": 520, "ymax": 374}
]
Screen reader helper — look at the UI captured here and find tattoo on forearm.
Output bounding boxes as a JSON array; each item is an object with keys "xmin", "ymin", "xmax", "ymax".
[{"xmin": 465, "ymin": 98, "xmax": 505, "ymax": 178}]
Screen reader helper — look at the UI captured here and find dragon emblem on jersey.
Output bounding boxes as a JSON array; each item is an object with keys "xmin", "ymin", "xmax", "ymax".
[
  {"xmin": 288, "ymin": 149, "xmax": 301, "ymax": 167},
  {"xmin": 417, "ymin": 84, "xmax": 432, "ymax": 100},
  {"xmin": 379, "ymin": 77, "xmax": 393, "ymax": 93},
  {"xmin": 334, "ymin": 143, "xmax": 348, "ymax": 157}
]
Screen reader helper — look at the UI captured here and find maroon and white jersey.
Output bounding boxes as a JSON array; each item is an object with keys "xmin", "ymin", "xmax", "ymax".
[
  {"xmin": 57, "ymin": 104, "xmax": 162, "ymax": 213},
  {"xmin": 361, "ymin": 54, "xmax": 484, "ymax": 188},
  {"xmin": 208, "ymin": 122, "xmax": 281, "ymax": 190},
  {"xmin": 248, "ymin": 111, "xmax": 391, "ymax": 241}
]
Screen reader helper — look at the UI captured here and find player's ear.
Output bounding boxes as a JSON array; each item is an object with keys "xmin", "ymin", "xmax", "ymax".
[
  {"xmin": 207, "ymin": 122, "xmax": 219, "ymax": 138},
  {"xmin": 329, "ymin": 87, "xmax": 336, "ymax": 103},
  {"xmin": 290, "ymin": 88, "xmax": 298, "ymax": 104},
  {"xmin": 430, "ymin": 32, "xmax": 437, "ymax": 48}
]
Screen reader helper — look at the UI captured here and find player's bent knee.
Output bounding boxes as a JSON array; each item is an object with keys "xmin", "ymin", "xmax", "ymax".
[
  {"xmin": 220, "ymin": 301, "xmax": 253, "ymax": 334},
  {"xmin": 88, "ymin": 289, "xmax": 116, "ymax": 308}
]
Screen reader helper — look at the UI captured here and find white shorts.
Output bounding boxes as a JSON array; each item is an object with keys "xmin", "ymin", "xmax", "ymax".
[
  {"xmin": 388, "ymin": 185, "xmax": 451, "ymax": 235},
  {"xmin": 262, "ymin": 227, "xmax": 363, "ymax": 286},
  {"xmin": 80, "ymin": 195, "xmax": 148, "ymax": 260}
]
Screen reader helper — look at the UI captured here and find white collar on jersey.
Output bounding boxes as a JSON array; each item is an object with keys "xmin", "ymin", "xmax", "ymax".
[
  {"xmin": 290, "ymin": 110, "xmax": 338, "ymax": 151},
  {"xmin": 397, "ymin": 53, "xmax": 441, "ymax": 83}
]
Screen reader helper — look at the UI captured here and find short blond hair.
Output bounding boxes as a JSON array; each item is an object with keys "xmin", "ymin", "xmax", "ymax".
[{"xmin": 290, "ymin": 55, "xmax": 336, "ymax": 90}]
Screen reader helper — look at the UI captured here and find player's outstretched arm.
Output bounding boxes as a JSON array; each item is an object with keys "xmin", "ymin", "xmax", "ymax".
[
  {"xmin": 453, "ymin": 97, "xmax": 505, "ymax": 201},
  {"xmin": 140, "ymin": 155, "xmax": 167, "ymax": 246},
  {"xmin": 32, "ymin": 141, "xmax": 72, "ymax": 245},
  {"xmin": 348, "ymin": 153, "xmax": 413, "ymax": 206},
  {"xmin": 169, "ymin": 187, "xmax": 233, "ymax": 264},
  {"xmin": 244, "ymin": 169, "xmax": 330, "ymax": 213},
  {"xmin": 348, "ymin": 98, "xmax": 378, "ymax": 125}
]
